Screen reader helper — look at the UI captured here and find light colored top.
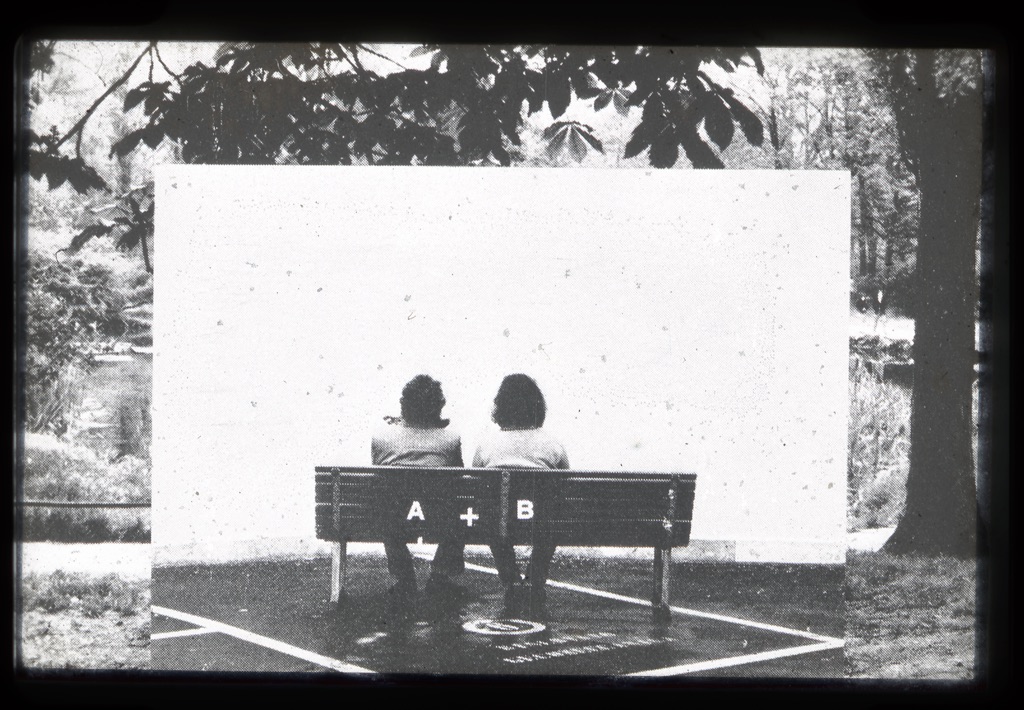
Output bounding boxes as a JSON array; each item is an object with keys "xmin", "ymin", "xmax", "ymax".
[
  {"xmin": 472, "ymin": 428, "xmax": 570, "ymax": 470},
  {"xmin": 371, "ymin": 422, "xmax": 463, "ymax": 468}
]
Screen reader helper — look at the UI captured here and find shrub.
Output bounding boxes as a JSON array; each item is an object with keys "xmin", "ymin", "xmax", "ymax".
[
  {"xmin": 23, "ymin": 246, "xmax": 152, "ymax": 436},
  {"xmin": 849, "ymin": 335, "xmax": 913, "ymax": 363},
  {"xmin": 20, "ymin": 508, "xmax": 150, "ymax": 543},
  {"xmin": 22, "ymin": 570, "xmax": 148, "ymax": 618},
  {"xmin": 847, "ymin": 359, "xmax": 912, "ymax": 531},
  {"xmin": 20, "ymin": 433, "xmax": 150, "ymax": 542},
  {"xmin": 23, "ymin": 434, "xmax": 149, "ymax": 501}
]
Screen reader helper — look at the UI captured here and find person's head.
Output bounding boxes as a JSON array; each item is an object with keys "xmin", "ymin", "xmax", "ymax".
[
  {"xmin": 492, "ymin": 374, "xmax": 546, "ymax": 430},
  {"xmin": 400, "ymin": 375, "xmax": 448, "ymax": 428}
]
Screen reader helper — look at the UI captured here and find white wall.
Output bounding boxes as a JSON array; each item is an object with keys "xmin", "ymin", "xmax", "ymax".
[{"xmin": 153, "ymin": 166, "xmax": 849, "ymax": 563}]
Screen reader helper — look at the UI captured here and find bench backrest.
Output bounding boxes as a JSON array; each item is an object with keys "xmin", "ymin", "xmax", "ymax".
[{"xmin": 315, "ymin": 466, "xmax": 696, "ymax": 548}]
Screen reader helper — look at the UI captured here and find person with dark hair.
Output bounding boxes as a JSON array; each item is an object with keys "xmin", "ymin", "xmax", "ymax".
[
  {"xmin": 473, "ymin": 374, "xmax": 568, "ymax": 616},
  {"xmin": 372, "ymin": 375, "xmax": 464, "ymax": 606}
]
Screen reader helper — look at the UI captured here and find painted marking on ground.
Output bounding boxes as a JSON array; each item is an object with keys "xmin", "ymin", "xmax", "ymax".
[
  {"xmin": 626, "ymin": 639, "xmax": 845, "ymax": 677},
  {"xmin": 152, "ymin": 605, "xmax": 375, "ymax": 674},
  {"xmin": 440, "ymin": 557, "xmax": 844, "ymax": 645},
  {"xmin": 154, "ymin": 558, "xmax": 840, "ymax": 676},
  {"xmin": 504, "ymin": 635, "xmax": 663, "ymax": 665},
  {"xmin": 151, "ymin": 627, "xmax": 220, "ymax": 641}
]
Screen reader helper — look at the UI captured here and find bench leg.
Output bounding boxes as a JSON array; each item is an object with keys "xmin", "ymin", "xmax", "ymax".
[
  {"xmin": 652, "ymin": 546, "xmax": 672, "ymax": 624},
  {"xmin": 330, "ymin": 541, "xmax": 347, "ymax": 604}
]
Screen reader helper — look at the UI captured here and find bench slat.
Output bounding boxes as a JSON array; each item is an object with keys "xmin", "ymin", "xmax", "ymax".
[
  {"xmin": 317, "ymin": 523, "xmax": 692, "ymax": 547},
  {"xmin": 315, "ymin": 467, "xmax": 695, "ymax": 544}
]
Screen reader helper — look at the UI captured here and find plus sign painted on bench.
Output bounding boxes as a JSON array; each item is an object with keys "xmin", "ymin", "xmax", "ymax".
[{"xmin": 460, "ymin": 507, "xmax": 480, "ymax": 527}]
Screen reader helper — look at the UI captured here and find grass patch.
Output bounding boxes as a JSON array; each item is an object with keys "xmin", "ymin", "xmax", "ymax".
[
  {"xmin": 23, "ymin": 434, "xmax": 149, "ymax": 501},
  {"xmin": 846, "ymin": 551, "xmax": 976, "ymax": 679},
  {"xmin": 18, "ymin": 570, "xmax": 150, "ymax": 670},
  {"xmin": 22, "ymin": 570, "xmax": 147, "ymax": 618},
  {"xmin": 20, "ymin": 433, "xmax": 150, "ymax": 542},
  {"xmin": 21, "ymin": 509, "xmax": 150, "ymax": 543}
]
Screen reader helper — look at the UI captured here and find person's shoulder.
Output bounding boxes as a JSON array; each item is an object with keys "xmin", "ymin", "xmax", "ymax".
[
  {"xmin": 372, "ymin": 419, "xmax": 406, "ymax": 443},
  {"xmin": 537, "ymin": 428, "xmax": 569, "ymax": 463},
  {"xmin": 472, "ymin": 427, "xmax": 499, "ymax": 454},
  {"xmin": 535, "ymin": 427, "xmax": 566, "ymax": 448},
  {"xmin": 434, "ymin": 427, "xmax": 462, "ymax": 446}
]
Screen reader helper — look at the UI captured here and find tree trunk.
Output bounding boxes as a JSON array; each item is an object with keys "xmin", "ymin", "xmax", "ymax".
[{"xmin": 883, "ymin": 51, "xmax": 982, "ymax": 558}]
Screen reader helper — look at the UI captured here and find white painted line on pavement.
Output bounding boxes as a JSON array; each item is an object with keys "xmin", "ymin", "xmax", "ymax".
[
  {"xmin": 442, "ymin": 557, "xmax": 843, "ymax": 644},
  {"xmin": 626, "ymin": 639, "xmax": 845, "ymax": 677},
  {"xmin": 152, "ymin": 605, "xmax": 375, "ymax": 674},
  {"xmin": 151, "ymin": 627, "xmax": 220, "ymax": 641}
]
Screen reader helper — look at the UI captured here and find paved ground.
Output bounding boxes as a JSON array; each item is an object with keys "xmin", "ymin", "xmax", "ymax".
[{"xmin": 152, "ymin": 552, "xmax": 844, "ymax": 677}]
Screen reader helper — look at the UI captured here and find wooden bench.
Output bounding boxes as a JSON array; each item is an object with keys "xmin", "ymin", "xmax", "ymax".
[{"xmin": 315, "ymin": 466, "xmax": 697, "ymax": 622}]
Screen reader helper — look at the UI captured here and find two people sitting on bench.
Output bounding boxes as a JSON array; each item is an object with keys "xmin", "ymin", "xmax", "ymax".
[{"xmin": 371, "ymin": 373, "xmax": 568, "ymax": 612}]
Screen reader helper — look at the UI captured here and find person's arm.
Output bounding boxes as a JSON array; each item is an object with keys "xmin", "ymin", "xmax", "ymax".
[
  {"xmin": 555, "ymin": 443, "xmax": 570, "ymax": 470},
  {"xmin": 451, "ymin": 439, "xmax": 465, "ymax": 468},
  {"xmin": 371, "ymin": 436, "xmax": 383, "ymax": 465}
]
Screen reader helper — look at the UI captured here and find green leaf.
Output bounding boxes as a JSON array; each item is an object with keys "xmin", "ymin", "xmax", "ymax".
[
  {"xmin": 579, "ymin": 128, "xmax": 604, "ymax": 153},
  {"xmin": 545, "ymin": 129, "xmax": 568, "ymax": 160},
  {"xmin": 625, "ymin": 82, "xmax": 652, "ymax": 108},
  {"xmin": 623, "ymin": 127, "xmax": 650, "ymax": 160},
  {"xmin": 142, "ymin": 124, "xmax": 165, "ymax": 149},
  {"xmin": 28, "ymin": 149, "xmax": 50, "ymax": 180},
  {"xmin": 124, "ymin": 85, "xmax": 149, "ymax": 111},
  {"xmin": 721, "ymin": 90, "xmax": 763, "ymax": 147},
  {"xmin": 143, "ymin": 83, "xmax": 170, "ymax": 115},
  {"xmin": 111, "ymin": 129, "xmax": 146, "ymax": 158},
  {"xmin": 749, "ymin": 48, "xmax": 765, "ymax": 75},
  {"xmin": 491, "ymin": 144, "xmax": 511, "ymax": 166},
  {"xmin": 65, "ymin": 160, "xmax": 108, "ymax": 193},
  {"xmin": 566, "ymin": 128, "xmax": 589, "ymax": 162},
  {"xmin": 613, "ymin": 90, "xmax": 631, "ymax": 116},
  {"xmin": 680, "ymin": 129, "xmax": 724, "ymax": 169},
  {"xmin": 574, "ymin": 74, "xmax": 602, "ymax": 100},
  {"xmin": 649, "ymin": 129, "xmax": 679, "ymax": 168},
  {"xmin": 542, "ymin": 122, "xmax": 563, "ymax": 141},
  {"xmin": 769, "ymin": 106, "xmax": 781, "ymax": 152},
  {"xmin": 116, "ymin": 226, "xmax": 143, "ymax": 251},
  {"xmin": 67, "ymin": 224, "xmax": 115, "ymax": 253},
  {"xmin": 548, "ymin": 72, "xmax": 572, "ymax": 119},
  {"xmin": 525, "ymin": 70, "xmax": 545, "ymax": 114},
  {"xmin": 46, "ymin": 166, "xmax": 68, "ymax": 190},
  {"xmin": 702, "ymin": 94, "xmax": 734, "ymax": 150}
]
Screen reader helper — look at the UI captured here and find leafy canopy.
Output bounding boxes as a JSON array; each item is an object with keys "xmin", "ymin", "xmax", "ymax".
[{"xmin": 27, "ymin": 43, "xmax": 766, "ymax": 262}]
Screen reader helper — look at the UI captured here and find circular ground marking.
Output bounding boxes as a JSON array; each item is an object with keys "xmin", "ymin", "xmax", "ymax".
[{"xmin": 463, "ymin": 618, "xmax": 547, "ymax": 636}]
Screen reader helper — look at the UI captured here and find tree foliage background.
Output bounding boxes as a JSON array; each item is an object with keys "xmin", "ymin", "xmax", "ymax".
[{"xmin": 18, "ymin": 42, "xmax": 986, "ymax": 556}]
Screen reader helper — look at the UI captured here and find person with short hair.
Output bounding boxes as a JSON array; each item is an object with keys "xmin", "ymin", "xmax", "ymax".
[
  {"xmin": 372, "ymin": 375, "xmax": 465, "ymax": 603},
  {"xmin": 473, "ymin": 374, "xmax": 568, "ymax": 615}
]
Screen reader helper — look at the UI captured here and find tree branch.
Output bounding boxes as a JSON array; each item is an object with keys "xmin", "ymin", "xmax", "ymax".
[
  {"xmin": 139, "ymin": 229, "xmax": 153, "ymax": 273},
  {"xmin": 153, "ymin": 44, "xmax": 180, "ymax": 82},
  {"xmin": 53, "ymin": 43, "xmax": 151, "ymax": 153}
]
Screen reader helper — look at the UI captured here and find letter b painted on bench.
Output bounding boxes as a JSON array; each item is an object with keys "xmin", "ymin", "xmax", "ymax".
[
  {"xmin": 407, "ymin": 501, "xmax": 425, "ymax": 521},
  {"xmin": 517, "ymin": 500, "xmax": 534, "ymax": 520}
]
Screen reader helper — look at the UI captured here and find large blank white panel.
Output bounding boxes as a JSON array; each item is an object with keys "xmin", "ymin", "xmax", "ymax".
[{"xmin": 153, "ymin": 166, "xmax": 849, "ymax": 563}]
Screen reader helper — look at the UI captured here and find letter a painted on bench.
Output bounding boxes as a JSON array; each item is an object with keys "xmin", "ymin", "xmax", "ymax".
[
  {"xmin": 407, "ymin": 501, "xmax": 425, "ymax": 521},
  {"xmin": 517, "ymin": 500, "xmax": 534, "ymax": 520}
]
